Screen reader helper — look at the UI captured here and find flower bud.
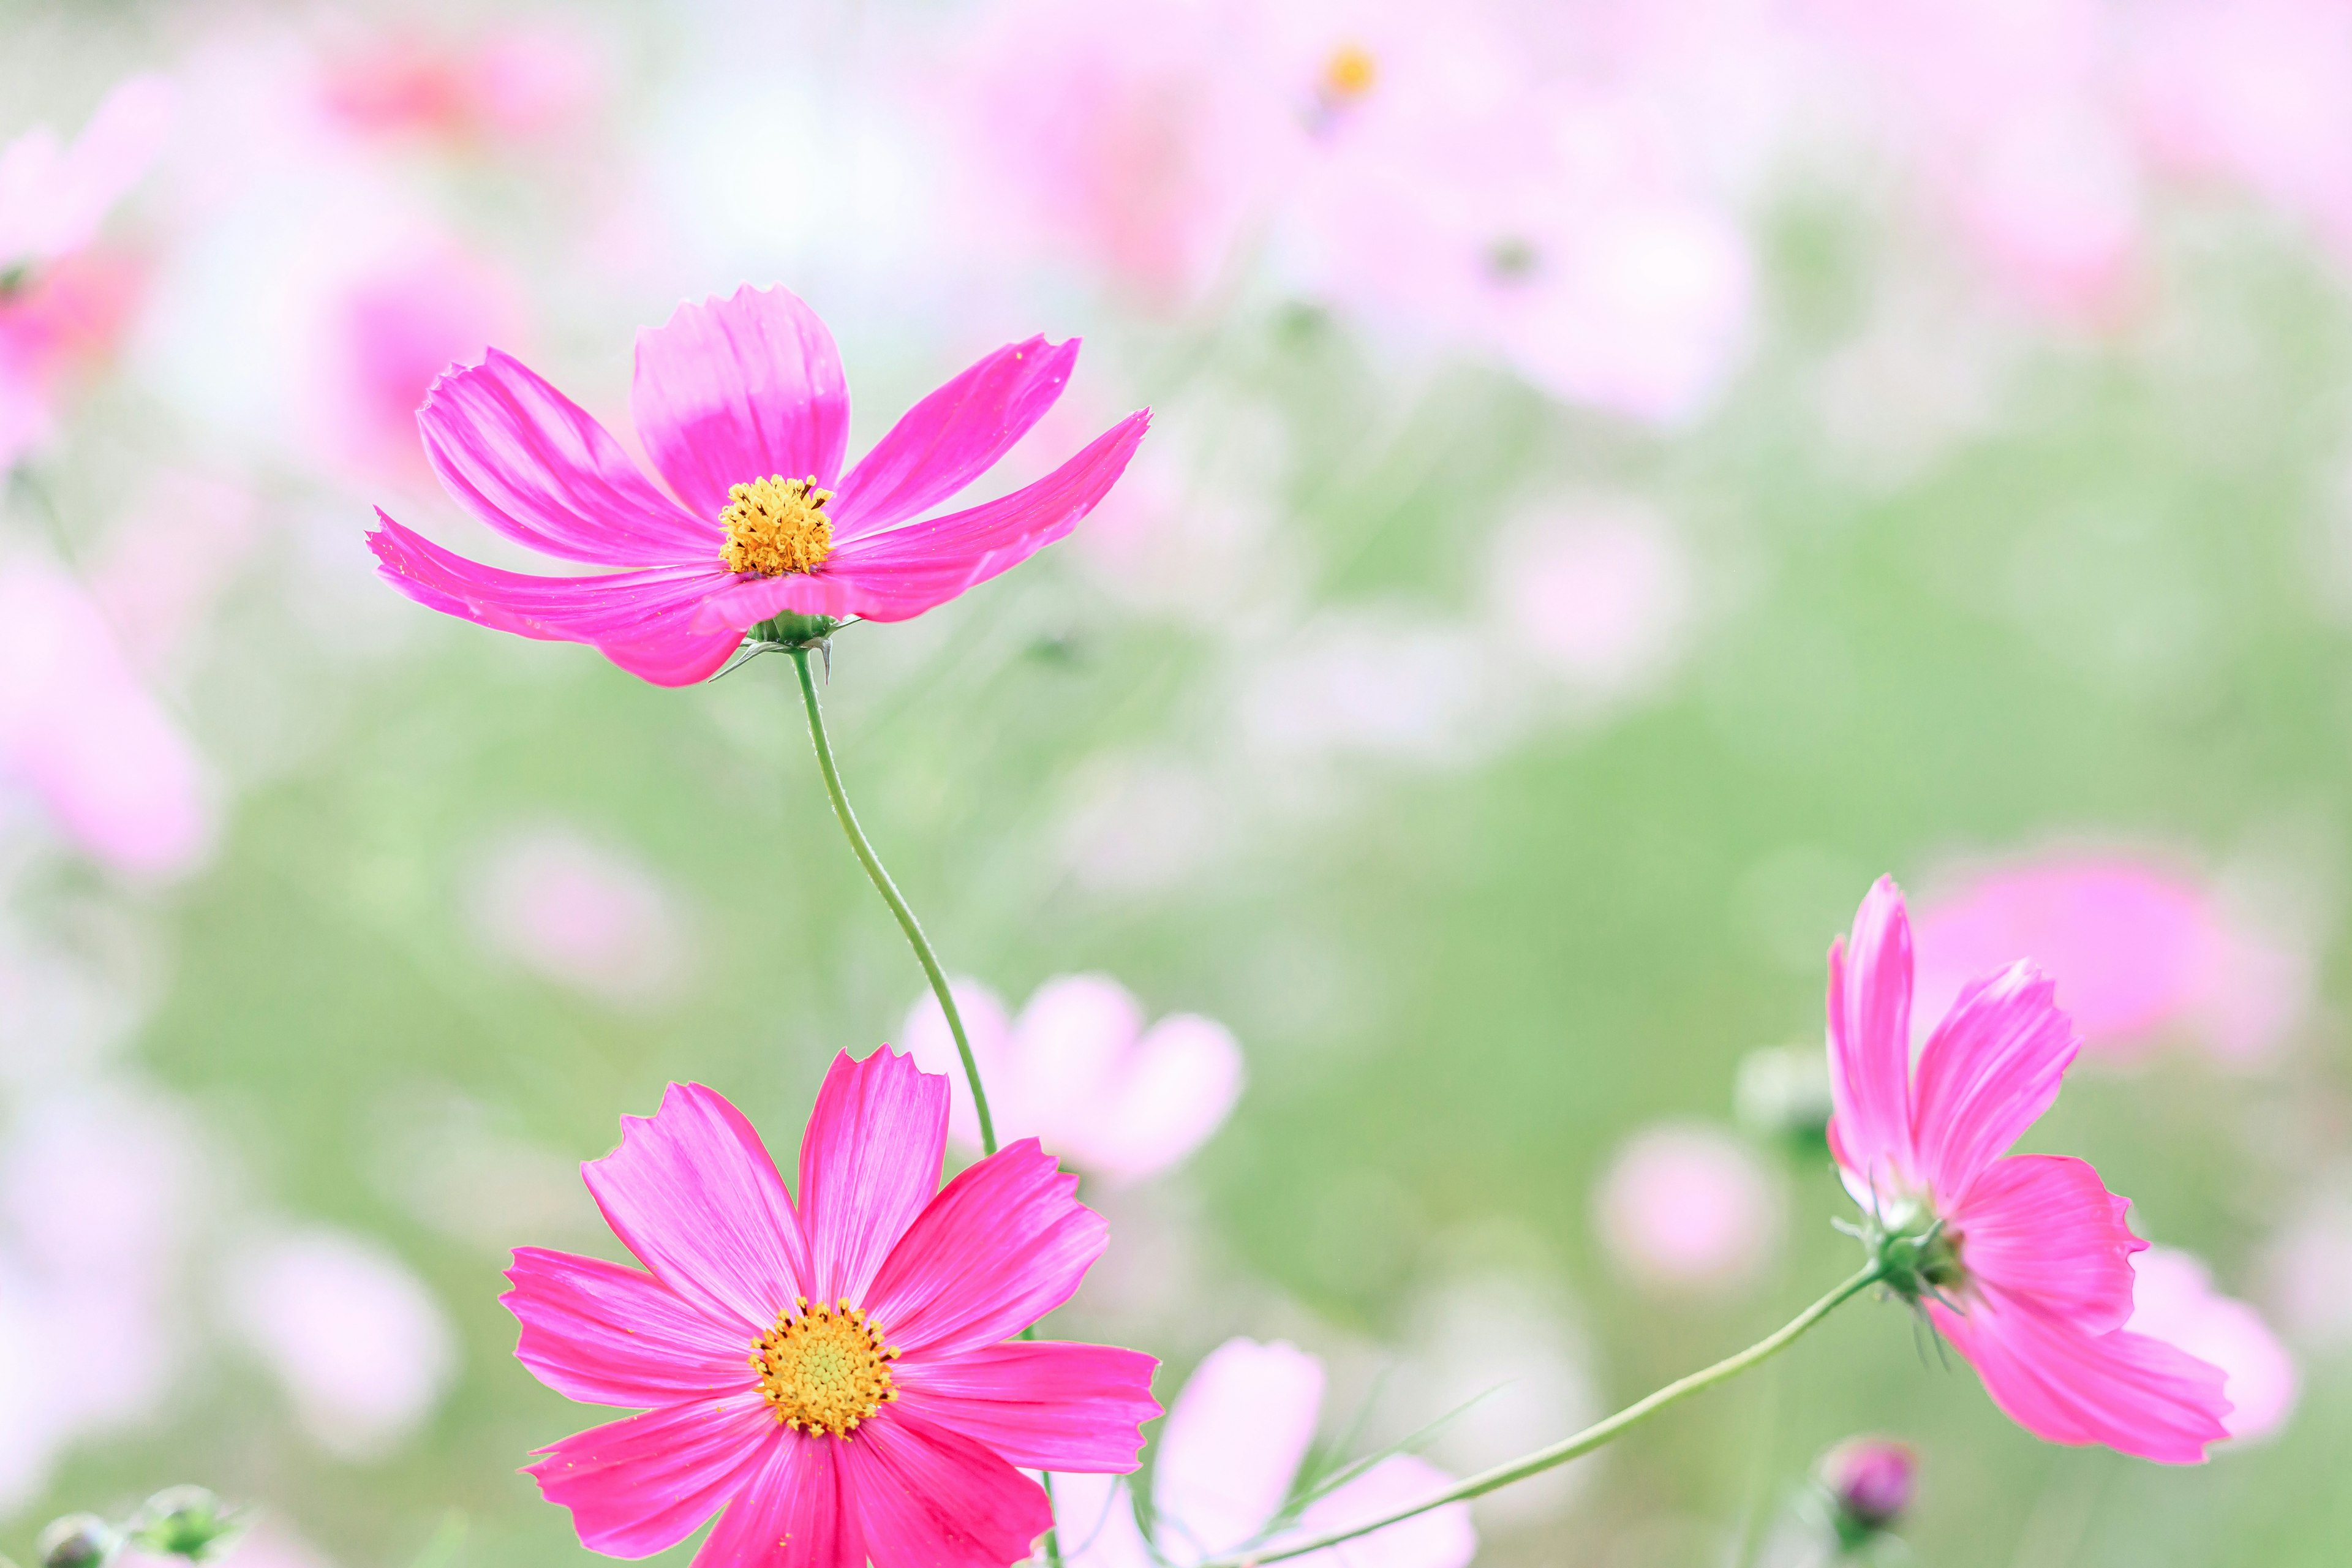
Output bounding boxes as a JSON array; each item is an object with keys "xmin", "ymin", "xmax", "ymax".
[
  {"xmin": 35, "ymin": 1515, "xmax": 115, "ymax": 1568},
  {"xmin": 1816, "ymin": 1437, "xmax": 1916, "ymax": 1546},
  {"xmin": 1733, "ymin": 1044, "xmax": 1834, "ymax": 1157},
  {"xmin": 131, "ymin": 1488, "xmax": 240, "ymax": 1561}
]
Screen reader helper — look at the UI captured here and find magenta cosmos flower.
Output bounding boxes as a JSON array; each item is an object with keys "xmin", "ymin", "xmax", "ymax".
[
  {"xmin": 503, "ymin": 1047, "xmax": 1161, "ymax": 1568},
  {"xmin": 368, "ymin": 284, "xmax": 1149, "ymax": 685},
  {"xmin": 1826, "ymin": 877, "xmax": 2231, "ymax": 1463}
]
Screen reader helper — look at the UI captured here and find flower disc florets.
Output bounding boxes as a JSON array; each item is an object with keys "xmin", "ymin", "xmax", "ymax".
[
  {"xmin": 720, "ymin": 475, "xmax": 834, "ymax": 577},
  {"xmin": 750, "ymin": 1296, "xmax": 900, "ymax": 1436}
]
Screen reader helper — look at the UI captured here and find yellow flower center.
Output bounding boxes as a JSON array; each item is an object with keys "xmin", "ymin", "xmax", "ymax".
[
  {"xmin": 749, "ymin": 1297, "xmax": 899, "ymax": 1436},
  {"xmin": 1321, "ymin": 45, "xmax": 1378, "ymax": 104},
  {"xmin": 720, "ymin": 475, "xmax": 835, "ymax": 577}
]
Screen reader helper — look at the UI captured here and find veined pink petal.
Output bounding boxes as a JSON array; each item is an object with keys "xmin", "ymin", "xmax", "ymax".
[
  {"xmin": 1826, "ymin": 876, "xmax": 1918, "ymax": 1193},
  {"xmin": 526, "ymin": 1398, "xmax": 777, "ymax": 1556},
  {"xmin": 1930, "ymin": 1293, "xmax": 2230, "ymax": 1464},
  {"xmin": 417, "ymin": 350, "xmax": 719, "ymax": 565},
  {"xmin": 844, "ymin": 1406, "xmax": 1054, "ymax": 1568},
  {"xmin": 1909, "ymin": 962, "xmax": 2079, "ymax": 1199},
  {"xmin": 1153, "ymin": 1338, "xmax": 1324, "ymax": 1560},
  {"xmin": 799, "ymin": 1048, "xmax": 949, "ymax": 1308},
  {"xmin": 503, "ymin": 1246, "xmax": 760, "ymax": 1409},
  {"xmin": 695, "ymin": 1430, "xmax": 866, "ymax": 1568},
  {"xmin": 632, "ymin": 284, "xmax": 851, "ymax": 519},
  {"xmin": 829, "ymin": 337, "xmax": 1079, "ymax": 538},
  {"xmin": 2127, "ymin": 1248, "xmax": 2300, "ymax": 1443},
  {"xmin": 892, "ymin": 1340, "xmax": 1159, "ymax": 1472},
  {"xmin": 1949, "ymin": 1155, "xmax": 2144, "ymax": 1335},
  {"xmin": 1281, "ymin": 1454, "xmax": 1476, "ymax": 1568},
  {"xmin": 865, "ymin": 1139, "xmax": 1105, "ymax": 1359},
  {"xmin": 581, "ymin": 1083, "xmax": 809, "ymax": 1333}
]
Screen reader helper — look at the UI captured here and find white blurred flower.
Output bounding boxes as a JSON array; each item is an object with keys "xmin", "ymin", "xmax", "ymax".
[
  {"xmin": 466, "ymin": 825, "xmax": 693, "ymax": 1008},
  {"xmin": 1594, "ymin": 1122, "xmax": 1782, "ymax": 1296}
]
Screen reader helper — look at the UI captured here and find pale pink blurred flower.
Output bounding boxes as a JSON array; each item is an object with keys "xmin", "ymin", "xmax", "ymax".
[
  {"xmin": 1595, "ymin": 1122, "xmax": 1781, "ymax": 1295},
  {"xmin": 1050, "ymin": 1337, "xmax": 1475, "ymax": 1568},
  {"xmin": 0, "ymin": 75, "xmax": 175, "ymax": 270},
  {"xmin": 2261, "ymin": 1172, "xmax": 2352, "ymax": 1349},
  {"xmin": 322, "ymin": 246, "xmax": 524, "ymax": 481},
  {"xmin": 903, "ymin": 974, "xmax": 1242, "ymax": 1185},
  {"xmin": 1912, "ymin": 854, "xmax": 2308, "ymax": 1065},
  {"xmin": 0, "ymin": 249, "xmax": 148, "ymax": 470},
  {"xmin": 467, "ymin": 826, "xmax": 692, "ymax": 1009},
  {"xmin": 2127, "ymin": 1247, "xmax": 2298, "ymax": 1444},
  {"xmin": 0, "ymin": 559, "xmax": 213, "ymax": 878},
  {"xmin": 91, "ymin": 471, "xmax": 263, "ymax": 668},
  {"xmin": 1489, "ymin": 503, "xmax": 1695, "ymax": 703},
  {"xmin": 1242, "ymin": 612, "xmax": 1526, "ymax": 769},
  {"xmin": 223, "ymin": 1226, "xmax": 456, "ymax": 1460},
  {"xmin": 317, "ymin": 25, "xmax": 601, "ymax": 148}
]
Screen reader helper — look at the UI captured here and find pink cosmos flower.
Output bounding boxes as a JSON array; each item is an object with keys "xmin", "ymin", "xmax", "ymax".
[
  {"xmin": 503, "ymin": 1048, "xmax": 1160, "ymax": 1568},
  {"xmin": 1825, "ymin": 876, "xmax": 2231, "ymax": 1463},
  {"xmin": 1049, "ymin": 1337, "xmax": 1474, "ymax": 1568},
  {"xmin": 1594, "ymin": 1122, "xmax": 1782, "ymax": 1296},
  {"xmin": 2125, "ymin": 1247, "xmax": 2299, "ymax": 1444},
  {"xmin": 369, "ymin": 284, "xmax": 1148, "ymax": 685}
]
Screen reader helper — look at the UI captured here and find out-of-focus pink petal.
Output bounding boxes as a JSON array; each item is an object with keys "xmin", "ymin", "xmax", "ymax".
[
  {"xmin": 416, "ymin": 350, "xmax": 718, "ymax": 566},
  {"xmin": 1008, "ymin": 976, "xmax": 1142, "ymax": 1148},
  {"xmin": 503, "ymin": 1247, "xmax": 758, "ymax": 1409},
  {"xmin": 865, "ymin": 1139, "xmax": 1105, "ymax": 1359},
  {"xmin": 799, "ymin": 1048, "xmax": 949, "ymax": 1308},
  {"xmin": 631, "ymin": 285, "xmax": 851, "ymax": 519},
  {"xmin": 1153, "ymin": 1338, "xmax": 1324, "ymax": 1559},
  {"xmin": 1593, "ymin": 1123, "xmax": 1781, "ymax": 1295},
  {"xmin": 1931, "ymin": 1292, "xmax": 2228, "ymax": 1464},
  {"xmin": 1087, "ymin": 1012, "xmax": 1243, "ymax": 1184},
  {"xmin": 1950, "ymin": 1155, "xmax": 2143, "ymax": 1334},
  {"xmin": 900, "ymin": 980, "xmax": 1014, "ymax": 1151},
  {"xmin": 0, "ymin": 74, "xmax": 174, "ymax": 266},
  {"xmin": 1281, "ymin": 1454, "xmax": 1476, "ymax": 1568},
  {"xmin": 580, "ymin": 1083, "xmax": 808, "ymax": 1333},
  {"xmin": 843, "ymin": 1407, "xmax": 1053, "ymax": 1568},
  {"xmin": 830, "ymin": 337, "xmax": 1079, "ymax": 538},
  {"xmin": 526, "ymin": 1398, "xmax": 776, "ymax": 1556},
  {"xmin": 1826, "ymin": 876, "xmax": 1917, "ymax": 1193},
  {"xmin": 2127, "ymin": 1248, "xmax": 2299, "ymax": 1444},
  {"xmin": 694, "ymin": 1429, "xmax": 865, "ymax": 1568},
  {"xmin": 893, "ymin": 1340, "xmax": 1159, "ymax": 1472},
  {"xmin": 1049, "ymin": 1472, "xmax": 1152, "ymax": 1568},
  {"xmin": 1909, "ymin": 963, "xmax": 2079, "ymax": 1199}
]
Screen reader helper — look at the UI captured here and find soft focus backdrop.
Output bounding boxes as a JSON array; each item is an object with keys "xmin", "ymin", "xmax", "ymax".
[{"xmin": 4, "ymin": 1, "xmax": 2351, "ymax": 1564}]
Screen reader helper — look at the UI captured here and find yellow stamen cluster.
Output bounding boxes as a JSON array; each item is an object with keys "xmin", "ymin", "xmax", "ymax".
[
  {"xmin": 1321, "ymin": 44, "xmax": 1378, "ymax": 103},
  {"xmin": 750, "ymin": 1297, "xmax": 900, "ymax": 1437},
  {"xmin": 720, "ymin": 475, "xmax": 835, "ymax": 578}
]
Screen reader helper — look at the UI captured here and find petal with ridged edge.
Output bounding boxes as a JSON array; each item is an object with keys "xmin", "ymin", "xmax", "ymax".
[
  {"xmin": 829, "ymin": 337, "xmax": 1078, "ymax": 538},
  {"xmin": 798, "ymin": 1047, "xmax": 949, "ymax": 1310},
  {"xmin": 1949, "ymin": 1154, "xmax": 2143, "ymax": 1334},
  {"xmin": 892, "ymin": 1340, "xmax": 1159, "ymax": 1472},
  {"xmin": 504, "ymin": 1246, "xmax": 760, "ymax": 1409},
  {"xmin": 692, "ymin": 1427, "xmax": 866, "ymax": 1568},
  {"xmin": 1911, "ymin": 962, "xmax": 2079, "ymax": 1200},
  {"xmin": 527, "ymin": 1397, "xmax": 775, "ymax": 1557},
  {"xmin": 1826, "ymin": 876, "xmax": 1917, "ymax": 1196},
  {"xmin": 843, "ymin": 1406, "xmax": 1054, "ymax": 1568}
]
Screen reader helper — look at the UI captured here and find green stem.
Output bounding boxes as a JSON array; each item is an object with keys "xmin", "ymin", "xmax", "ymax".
[
  {"xmin": 1199, "ymin": 1264, "xmax": 1885, "ymax": 1568},
  {"xmin": 788, "ymin": 648, "xmax": 999, "ymax": 1156}
]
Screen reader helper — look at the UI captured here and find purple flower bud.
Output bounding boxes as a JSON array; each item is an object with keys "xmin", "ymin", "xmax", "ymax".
[{"xmin": 1817, "ymin": 1436, "xmax": 1916, "ymax": 1536}]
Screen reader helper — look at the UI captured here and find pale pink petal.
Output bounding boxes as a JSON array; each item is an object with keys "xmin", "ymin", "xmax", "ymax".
[
  {"xmin": 1594, "ymin": 1123, "xmax": 1781, "ymax": 1294},
  {"xmin": 892, "ymin": 1340, "xmax": 1158, "ymax": 1472},
  {"xmin": 865, "ymin": 1139, "xmax": 1105, "ymax": 1359},
  {"xmin": 1048, "ymin": 1472, "xmax": 1152, "ymax": 1568},
  {"xmin": 694, "ymin": 1429, "xmax": 865, "ymax": 1568},
  {"xmin": 830, "ymin": 337, "xmax": 1079, "ymax": 538},
  {"xmin": 844, "ymin": 1407, "xmax": 1054, "ymax": 1568},
  {"xmin": 1948, "ymin": 1155, "xmax": 2143, "ymax": 1335},
  {"xmin": 1281, "ymin": 1454, "xmax": 1476, "ymax": 1568},
  {"xmin": 1153, "ymin": 1338, "xmax": 1324, "ymax": 1559},
  {"xmin": 1087, "ymin": 1012, "xmax": 1243, "ymax": 1184},
  {"xmin": 1909, "ymin": 962, "xmax": 2079, "ymax": 1200},
  {"xmin": 899, "ymin": 980, "xmax": 1014, "ymax": 1151},
  {"xmin": 1930, "ymin": 1292, "xmax": 2230, "ymax": 1464},
  {"xmin": 417, "ymin": 351, "xmax": 720, "ymax": 565},
  {"xmin": 502, "ymin": 1246, "xmax": 758, "ymax": 1409},
  {"xmin": 798, "ymin": 1048, "xmax": 949, "ymax": 1308},
  {"xmin": 1826, "ymin": 877, "xmax": 1918, "ymax": 1193},
  {"xmin": 632, "ymin": 284, "xmax": 851, "ymax": 519},
  {"xmin": 0, "ymin": 74, "xmax": 173, "ymax": 265},
  {"xmin": 2127, "ymin": 1248, "xmax": 2300, "ymax": 1444},
  {"xmin": 526, "ymin": 1398, "xmax": 776, "ymax": 1556},
  {"xmin": 581, "ymin": 1083, "xmax": 809, "ymax": 1333},
  {"xmin": 1008, "ymin": 976, "xmax": 1143, "ymax": 1153}
]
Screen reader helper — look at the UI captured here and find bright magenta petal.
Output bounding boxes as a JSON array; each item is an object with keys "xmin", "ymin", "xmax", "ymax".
[
  {"xmin": 1910, "ymin": 962, "xmax": 2079, "ymax": 1198},
  {"xmin": 1826, "ymin": 876, "xmax": 1917, "ymax": 1192},
  {"xmin": 1931, "ymin": 1293, "xmax": 2230, "ymax": 1464},
  {"xmin": 892, "ymin": 1341, "xmax": 1159, "ymax": 1472},
  {"xmin": 526, "ymin": 1398, "xmax": 776, "ymax": 1556},
  {"xmin": 829, "ymin": 336, "xmax": 1079, "ymax": 538},
  {"xmin": 844, "ymin": 1408, "xmax": 1053, "ymax": 1568},
  {"xmin": 582, "ymin": 1083, "xmax": 810, "ymax": 1333},
  {"xmin": 865, "ymin": 1139, "xmax": 1106, "ymax": 1359},
  {"xmin": 1950, "ymin": 1155, "xmax": 2144, "ymax": 1334},
  {"xmin": 417, "ymin": 350, "xmax": 718, "ymax": 566},
  {"xmin": 633, "ymin": 284, "xmax": 851, "ymax": 519},
  {"xmin": 693, "ymin": 1429, "xmax": 866, "ymax": 1568},
  {"xmin": 799, "ymin": 1048, "xmax": 950, "ymax": 1308},
  {"xmin": 503, "ymin": 1246, "xmax": 760, "ymax": 1409}
]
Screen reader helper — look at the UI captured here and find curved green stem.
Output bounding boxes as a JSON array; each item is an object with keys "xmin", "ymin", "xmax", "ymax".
[
  {"xmin": 1199, "ymin": 1263, "xmax": 1885, "ymax": 1568},
  {"xmin": 788, "ymin": 648, "xmax": 999, "ymax": 1156}
]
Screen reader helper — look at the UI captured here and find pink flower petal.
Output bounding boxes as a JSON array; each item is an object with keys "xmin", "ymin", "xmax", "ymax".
[
  {"xmin": 1281, "ymin": 1454, "xmax": 1476, "ymax": 1568},
  {"xmin": 1048, "ymin": 1471, "xmax": 1153, "ymax": 1568},
  {"xmin": 892, "ymin": 1340, "xmax": 1159, "ymax": 1472},
  {"xmin": 694, "ymin": 1429, "xmax": 866, "ymax": 1568},
  {"xmin": 417, "ymin": 350, "xmax": 719, "ymax": 566},
  {"xmin": 844, "ymin": 1407, "xmax": 1054, "ymax": 1568},
  {"xmin": 2127, "ymin": 1248, "xmax": 2300, "ymax": 1444},
  {"xmin": 526, "ymin": 1398, "xmax": 778, "ymax": 1556},
  {"xmin": 631, "ymin": 284, "xmax": 851, "ymax": 519},
  {"xmin": 799, "ymin": 1048, "xmax": 949, "ymax": 1309},
  {"xmin": 502, "ymin": 1246, "xmax": 758, "ymax": 1409},
  {"xmin": 899, "ymin": 979, "xmax": 1015, "ymax": 1152},
  {"xmin": 1826, "ymin": 876, "xmax": 1918, "ymax": 1194},
  {"xmin": 581, "ymin": 1083, "xmax": 809, "ymax": 1333},
  {"xmin": 1929, "ymin": 1292, "xmax": 2230, "ymax": 1465},
  {"xmin": 1950, "ymin": 1155, "xmax": 2143, "ymax": 1335},
  {"xmin": 1086, "ymin": 1012, "xmax": 1243, "ymax": 1185},
  {"xmin": 865, "ymin": 1139, "xmax": 1105, "ymax": 1359},
  {"xmin": 1006, "ymin": 976, "xmax": 1143, "ymax": 1144},
  {"xmin": 830, "ymin": 337, "xmax": 1079, "ymax": 538},
  {"xmin": 1909, "ymin": 962, "xmax": 2079, "ymax": 1200},
  {"xmin": 1153, "ymin": 1338, "xmax": 1324, "ymax": 1559}
]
